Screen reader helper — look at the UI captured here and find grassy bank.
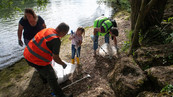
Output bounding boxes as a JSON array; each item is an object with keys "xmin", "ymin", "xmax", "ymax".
[
  {"xmin": 0, "ymin": 59, "xmax": 31, "ymax": 95},
  {"xmin": 0, "ymin": 34, "xmax": 72, "ymax": 96},
  {"xmin": 0, "ymin": 33, "xmax": 72, "ymax": 82}
]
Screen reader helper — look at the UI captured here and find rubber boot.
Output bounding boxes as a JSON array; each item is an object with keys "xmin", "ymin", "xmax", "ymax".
[
  {"xmin": 71, "ymin": 59, "xmax": 75, "ymax": 64},
  {"xmin": 76, "ymin": 57, "xmax": 79, "ymax": 65}
]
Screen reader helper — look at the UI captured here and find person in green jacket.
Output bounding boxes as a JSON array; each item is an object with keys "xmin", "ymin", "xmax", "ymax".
[{"xmin": 92, "ymin": 16, "xmax": 119, "ymax": 57}]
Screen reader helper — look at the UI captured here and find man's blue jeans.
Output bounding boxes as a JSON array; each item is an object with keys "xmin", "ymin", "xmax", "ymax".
[{"xmin": 93, "ymin": 33, "xmax": 110, "ymax": 51}]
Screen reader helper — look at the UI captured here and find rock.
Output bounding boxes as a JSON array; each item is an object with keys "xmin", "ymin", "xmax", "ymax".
[
  {"xmin": 108, "ymin": 57, "xmax": 147, "ymax": 97},
  {"xmin": 134, "ymin": 43, "xmax": 173, "ymax": 70},
  {"xmin": 137, "ymin": 91, "xmax": 170, "ymax": 97},
  {"xmin": 146, "ymin": 66, "xmax": 173, "ymax": 88}
]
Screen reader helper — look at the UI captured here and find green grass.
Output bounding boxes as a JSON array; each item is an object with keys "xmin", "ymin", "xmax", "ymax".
[
  {"xmin": 160, "ymin": 84, "xmax": 173, "ymax": 96},
  {"xmin": 0, "ymin": 58, "xmax": 31, "ymax": 90},
  {"xmin": 85, "ymin": 26, "xmax": 93, "ymax": 29},
  {"xmin": 61, "ymin": 34, "xmax": 71, "ymax": 45},
  {"xmin": 113, "ymin": 10, "xmax": 130, "ymax": 18}
]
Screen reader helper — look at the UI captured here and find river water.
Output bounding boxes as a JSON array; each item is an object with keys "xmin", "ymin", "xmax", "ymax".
[{"xmin": 0, "ymin": 0, "xmax": 114, "ymax": 69}]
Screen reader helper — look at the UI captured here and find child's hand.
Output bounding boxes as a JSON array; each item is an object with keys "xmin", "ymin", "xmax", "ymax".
[
  {"xmin": 76, "ymin": 40, "xmax": 82, "ymax": 46},
  {"xmin": 71, "ymin": 34, "xmax": 75, "ymax": 38},
  {"xmin": 69, "ymin": 35, "xmax": 74, "ymax": 40}
]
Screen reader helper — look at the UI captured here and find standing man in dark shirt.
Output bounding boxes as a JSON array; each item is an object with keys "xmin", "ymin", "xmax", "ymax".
[
  {"xmin": 17, "ymin": 8, "xmax": 46, "ymax": 46},
  {"xmin": 24, "ymin": 22, "xmax": 72, "ymax": 97}
]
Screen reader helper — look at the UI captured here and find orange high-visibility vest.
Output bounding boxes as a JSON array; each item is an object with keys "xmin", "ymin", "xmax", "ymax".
[{"xmin": 23, "ymin": 28, "xmax": 60, "ymax": 66}]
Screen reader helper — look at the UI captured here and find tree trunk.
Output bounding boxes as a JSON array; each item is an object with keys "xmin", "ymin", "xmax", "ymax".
[
  {"xmin": 130, "ymin": 0, "xmax": 141, "ymax": 30},
  {"xmin": 129, "ymin": 0, "xmax": 157, "ymax": 55},
  {"xmin": 141, "ymin": 0, "xmax": 168, "ymax": 35}
]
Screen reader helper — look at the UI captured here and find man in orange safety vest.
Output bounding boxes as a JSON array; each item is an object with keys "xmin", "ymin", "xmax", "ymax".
[{"xmin": 24, "ymin": 22, "xmax": 72, "ymax": 97}]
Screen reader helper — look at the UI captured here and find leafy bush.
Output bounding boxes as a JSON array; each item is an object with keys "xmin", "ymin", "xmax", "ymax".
[
  {"xmin": 0, "ymin": 0, "xmax": 49, "ymax": 19},
  {"xmin": 122, "ymin": 30, "xmax": 132, "ymax": 52},
  {"xmin": 164, "ymin": 32, "xmax": 173, "ymax": 44},
  {"xmin": 119, "ymin": 0, "xmax": 131, "ymax": 12},
  {"xmin": 98, "ymin": 0, "xmax": 131, "ymax": 12},
  {"xmin": 160, "ymin": 84, "xmax": 173, "ymax": 96},
  {"xmin": 122, "ymin": 41, "xmax": 130, "ymax": 52}
]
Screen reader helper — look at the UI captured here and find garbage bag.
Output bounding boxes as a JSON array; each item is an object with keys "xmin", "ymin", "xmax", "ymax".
[
  {"xmin": 99, "ymin": 43, "xmax": 117, "ymax": 57},
  {"xmin": 52, "ymin": 60, "xmax": 76, "ymax": 84}
]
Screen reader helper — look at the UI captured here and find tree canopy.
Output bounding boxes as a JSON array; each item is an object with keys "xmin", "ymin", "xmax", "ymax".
[{"xmin": 0, "ymin": 0, "xmax": 49, "ymax": 19}]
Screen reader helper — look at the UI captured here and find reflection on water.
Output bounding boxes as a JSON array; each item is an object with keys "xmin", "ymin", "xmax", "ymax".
[{"xmin": 0, "ymin": 0, "xmax": 115, "ymax": 69}]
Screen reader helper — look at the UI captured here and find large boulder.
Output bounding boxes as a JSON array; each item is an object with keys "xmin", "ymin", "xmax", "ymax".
[
  {"xmin": 145, "ymin": 66, "xmax": 173, "ymax": 88},
  {"xmin": 134, "ymin": 43, "xmax": 173, "ymax": 70},
  {"xmin": 108, "ymin": 57, "xmax": 147, "ymax": 97}
]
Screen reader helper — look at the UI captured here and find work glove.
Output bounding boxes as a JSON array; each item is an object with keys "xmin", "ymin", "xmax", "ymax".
[
  {"xmin": 90, "ymin": 35, "xmax": 96, "ymax": 41},
  {"xmin": 62, "ymin": 64, "xmax": 67, "ymax": 69},
  {"xmin": 18, "ymin": 40, "xmax": 23, "ymax": 47}
]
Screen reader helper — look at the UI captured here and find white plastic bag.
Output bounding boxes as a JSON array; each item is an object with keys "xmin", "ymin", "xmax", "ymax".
[
  {"xmin": 52, "ymin": 60, "xmax": 76, "ymax": 84},
  {"xmin": 99, "ymin": 43, "xmax": 117, "ymax": 57}
]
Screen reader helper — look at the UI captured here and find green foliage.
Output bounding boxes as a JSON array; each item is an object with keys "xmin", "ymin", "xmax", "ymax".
[
  {"xmin": 164, "ymin": 32, "xmax": 173, "ymax": 44},
  {"xmin": 122, "ymin": 30, "xmax": 132, "ymax": 52},
  {"xmin": 139, "ymin": 31, "xmax": 143, "ymax": 45},
  {"xmin": 122, "ymin": 41, "xmax": 130, "ymax": 52},
  {"xmin": 118, "ymin": 0, "xmax": 131, "ymax": 12},
  {"xmin": 61, "ymin": 34, "xmax": 70, "ymax": 45},
  {"xmin": 0, "ymin": 0, "xmax": 49, "ymax": 20},
  {"xmin": 168, "ymin": 17, "xmax": 173, "ymax": 22},
  {"xmin": 166, "ymin": 54, "xmax": 173, "ymax": 64},
  {"xmin": 160, "ymin": 84, "xmax": 173, "ymax": 96},
  {"xmin": 143, "ymin": 65, "xmax": 150, "ymax": 70},
  {"xmin": 163, "ymin": 17, "xmax": 173, "ymax": 22},
  {"xmin": 163, "ymin": 17, "xmax": 173, "ymax": 44},
  {"xmin": 97, "ymin": 0, "xmax": 131, "ymax": 12},
  {"xmin": 141, "ymin": 25, "xmax": 173, "ymax": 46},
  {"xmin": 110, "ymin": 0, "xmax": 131, "ymax": 11},
  {"xmin": 127, "ymin": 30, "xmax": 133, "ymax": 40},
  {"xmin": 87, "ymin": 85, "xmax": 91, "ymax": 89},
  {"xmin": 36, "ymin": 0, "xmax": 49, "ymax": 8}
]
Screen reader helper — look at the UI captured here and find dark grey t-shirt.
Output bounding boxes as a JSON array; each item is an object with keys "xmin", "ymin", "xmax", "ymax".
[
  {"xmin": 46, "ymin": 38, "xmax": 61, "ymax": 55},
  {"xmin": 19, "ymin": 16, "xmax": 45, "ymax": 40}
]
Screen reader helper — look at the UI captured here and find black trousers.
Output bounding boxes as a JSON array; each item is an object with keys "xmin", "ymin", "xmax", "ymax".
[{"xmin": 25, "ymin": 59, "xmax": 65, "ymax": 97}]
